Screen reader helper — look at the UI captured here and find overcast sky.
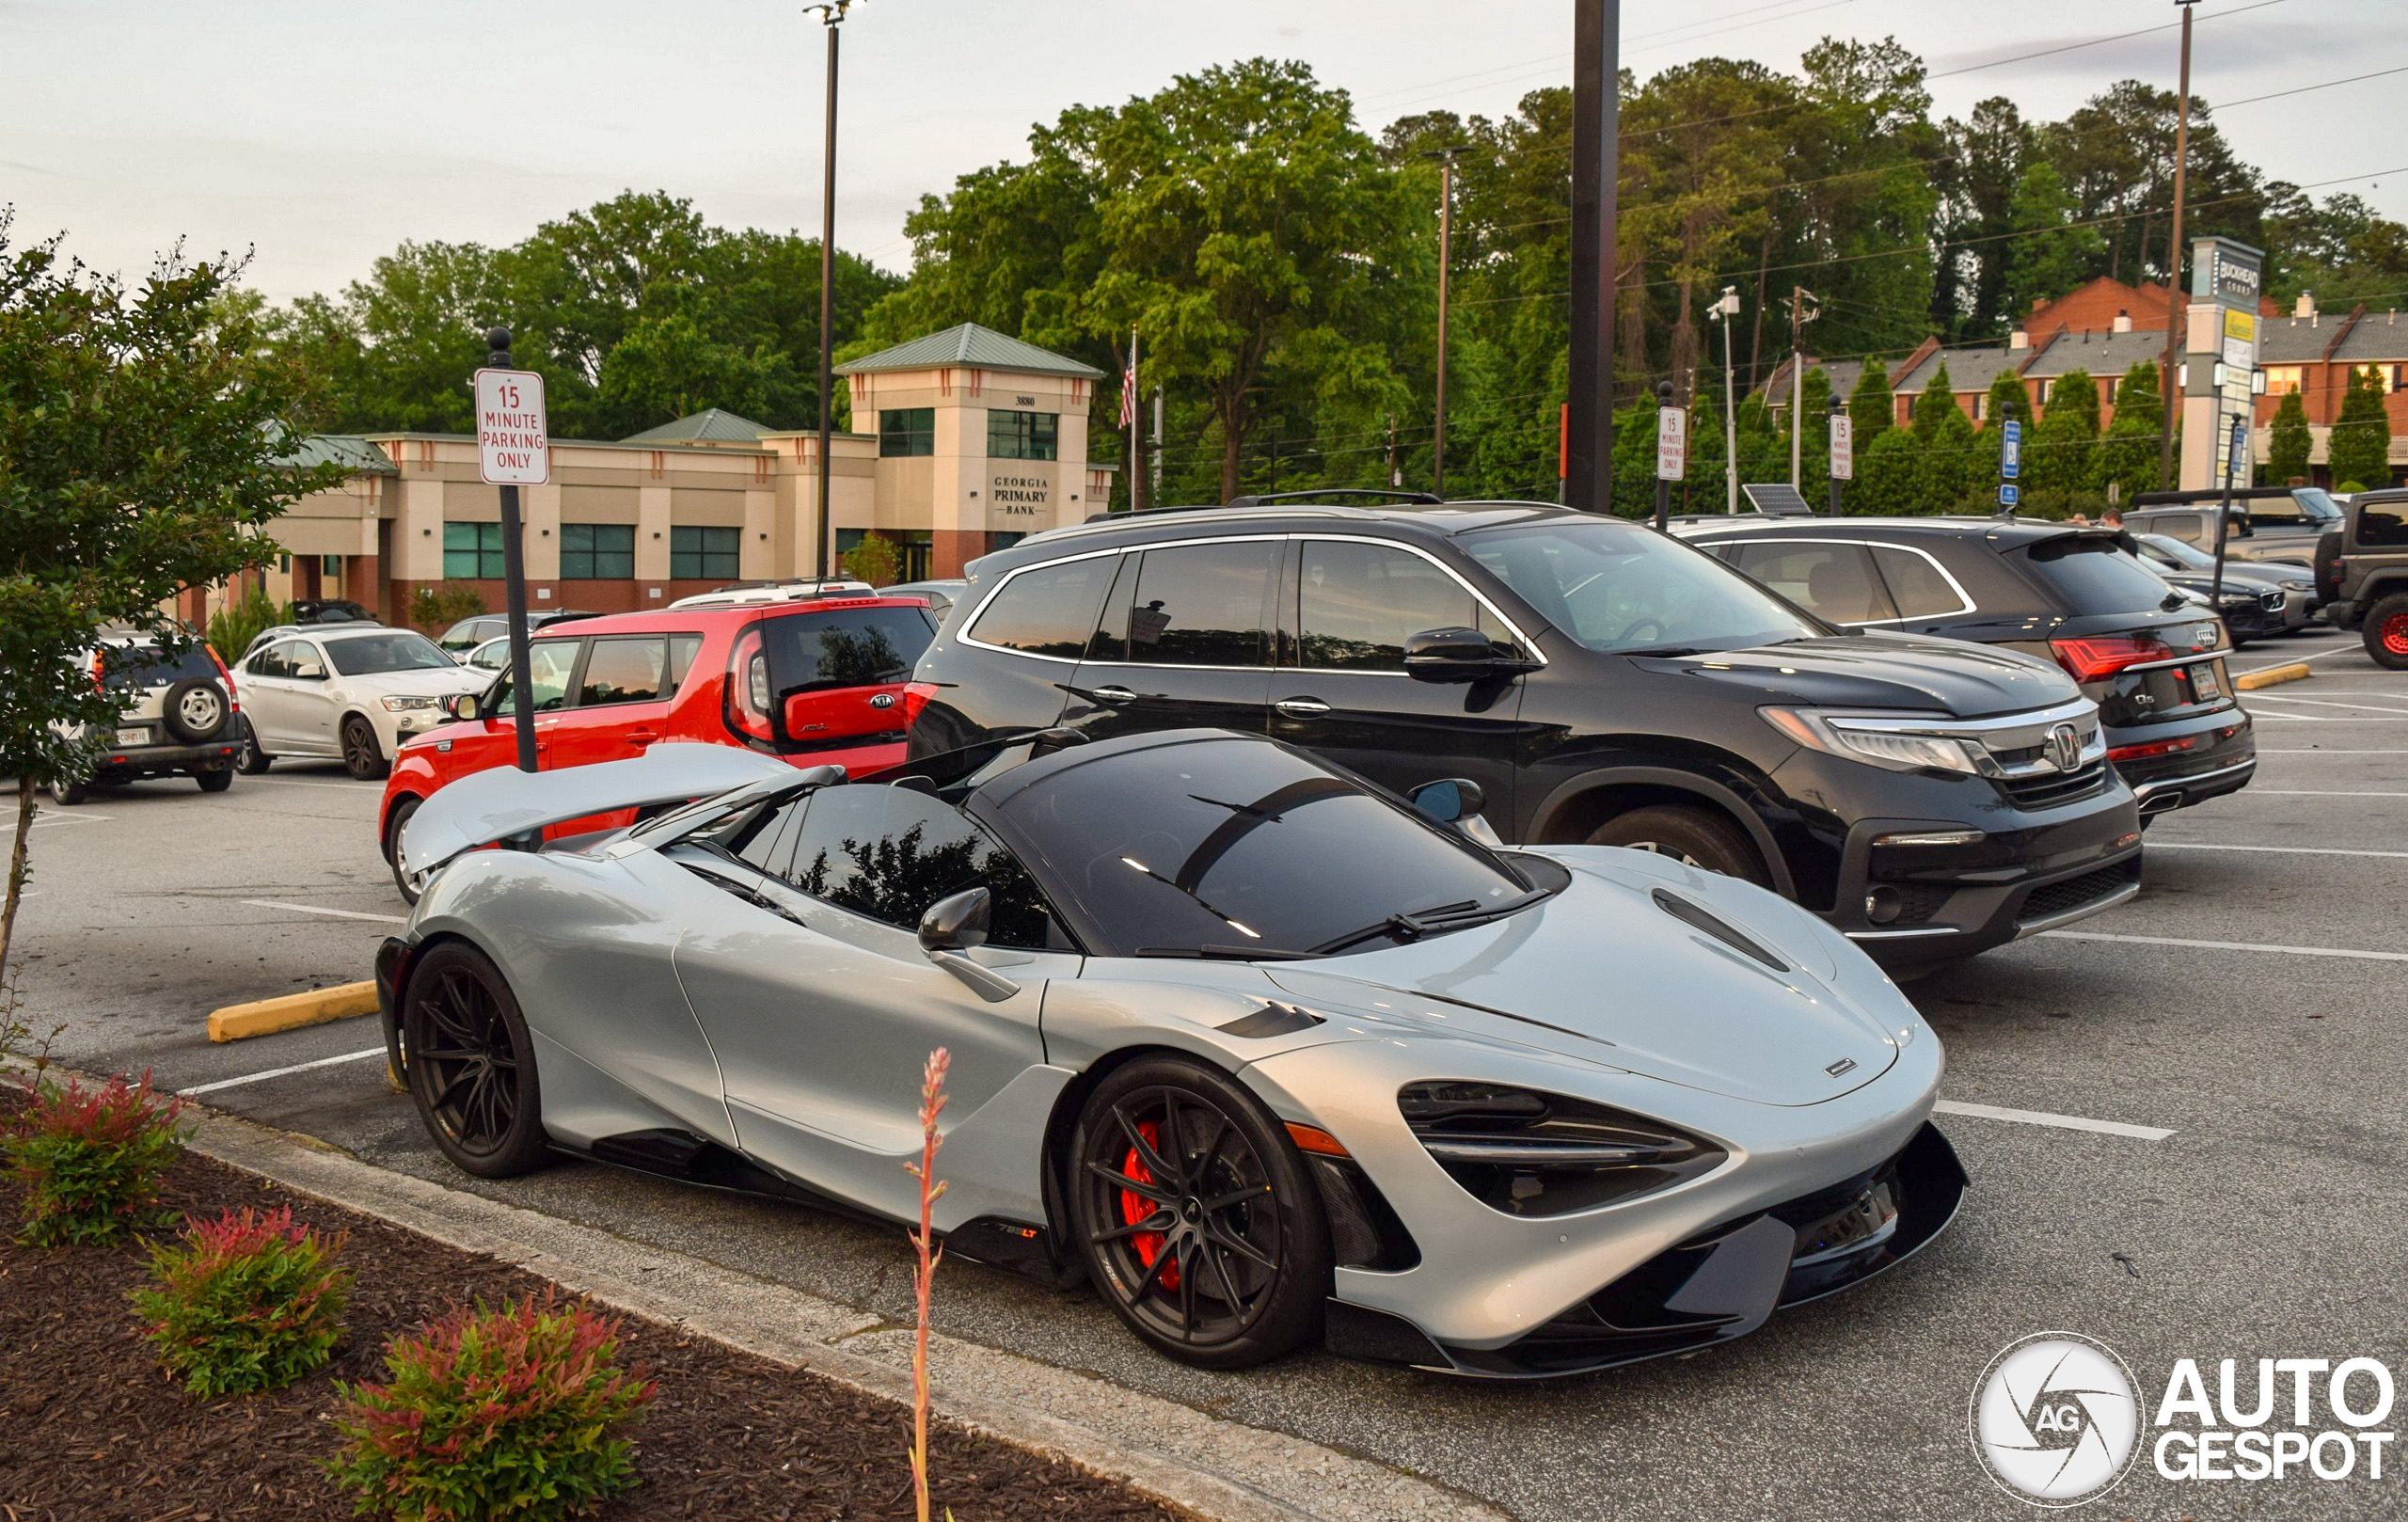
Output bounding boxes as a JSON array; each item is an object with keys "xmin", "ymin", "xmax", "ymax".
[{"xmin": 4, "ymin": 0, "xmax": 2402, "ymax": 302}]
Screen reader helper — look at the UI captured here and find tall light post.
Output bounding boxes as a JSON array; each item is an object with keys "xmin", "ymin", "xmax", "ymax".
[
  {"xmin": 1708, "ymin": 286, "xmax": 1740, "ymax": 513},
  {"xmin": 1565, "ymin": 0, "xmax": 1620, "ymax": 513},
  {"xmin": 2157, "ymin": 0, "xmax": 2199, "ymax": 490},
  {"xmin": 1422, "ymin": 147, "xmax": 1464, "ymax": 496},
  {"xmin": 806, "ymin": 0, "xmax": 861, "ymax": 581}
]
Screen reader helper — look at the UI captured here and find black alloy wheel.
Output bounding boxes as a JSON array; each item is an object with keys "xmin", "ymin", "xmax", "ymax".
[
  {"xmin": 1587, "ymin": 803, "xmax": 1771, "ymax": 886},
  {"xmin": 1069, "ymin": 1058, "xmax": 1329, "ymax": 1369},
  {"xmin": 341, "ymin": 715, "xmax": 388, "ymax": 780},
  {"xmin": 400, "ymin": 942, "xmax": 548, "ymax": 1178}
]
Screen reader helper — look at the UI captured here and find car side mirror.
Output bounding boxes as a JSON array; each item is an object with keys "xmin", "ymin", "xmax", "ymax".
[
  {"xmin": 1408, "ymin": 777, "xmax": 1484, "ymax": 824},
  {"xmin": 292, "ymin": 660, "xmax": 326, "ymax": 681},
  {"xmin": 918, "ymin": 888, "xmax": 1019, "ymax": 1003},
  {"xmin": 441, "ymin": 691, "xmax": 481, "ymax": 721},
  {"xmin": 1403, "ymin": 626, "xmax": 1511, "ymax": 683}
]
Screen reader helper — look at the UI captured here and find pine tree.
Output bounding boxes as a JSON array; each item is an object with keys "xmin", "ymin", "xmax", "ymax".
[
  {"xmin": 2327, "ymin": 364, "xmax": 2393, "ymax": 491},
  {"xmin": 1910, "ymin": 362, "xmax": 1958, "ymax": 442},
  {"xmin": 1849, "ymin": 360, "xmax": 1895, "ymax": 447},
  {"xmin": 2098, "ymin": 360, "xmax": 2165, "ymax": 503},
  {"xmin": 2265, "ymin": 389, "xmax": 2311, "ymax": 485},
  {"xmin": 1984, "ymin": 370, "xmax": 2028, "ymax": 432},
  {"xmin": 1856, "ymin": 425, "xmax": 1924, "ymax": 514},
  {"xmin": 1798, "ymin": 366, "xmax": 1832, "ymax": 504},
  {"xmin": 2028, "ymin": 369, "xmax": 2100, "ymax": 496}
]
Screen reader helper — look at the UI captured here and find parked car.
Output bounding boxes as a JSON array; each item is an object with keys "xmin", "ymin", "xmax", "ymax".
[
  {"xmin": 882, "ymin": 579, "xmax": 969, "ymax": 619},
  {"xmin": 381, "ymin": 730, "xmax": 1964, "ymax": 1375},
  {"xmin": 435, "ymin": 609, "xmax": 600, "ymax": 654},
  {"xmin": 376, "ymin": 592, "xmax": 942, "ymax": 900},
  {"xmin": 2129, "ymin": 532, "xmax": 2320, "ymax": 632},
  {"xmin": 1674, "ymin": 515, "xmax": 2256, "ymax": 820},
  {"xmin": 2313, "ymin": 487, "xmax": 2408, "ymax": 669},
  {"xmin": 2123, "ymin": 485, "xmax": 2345, "ymax": 567},
  {"xmin": 234, "ymin": 626, "xmax": 491, "ymax": 781},
  {"xmin": 2116, "ymin": 541, "xmax": 2290, "ymax": 645},
  {"xmin": 907, "ymin": 500, "xmax": 2144, "ymax": 971},
  {"xmin": 461, "ymin": 635, "xmax": 513, "ymax": 674},
  {"xmin": 46, "ymin": 636, "xmax": 243, "ymax": 803}
]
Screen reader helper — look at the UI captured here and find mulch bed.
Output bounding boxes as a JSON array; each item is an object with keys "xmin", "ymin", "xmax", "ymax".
[{"xmin": 0, "ymin": 1149, "xmax": 1184, "ymax": 1521}]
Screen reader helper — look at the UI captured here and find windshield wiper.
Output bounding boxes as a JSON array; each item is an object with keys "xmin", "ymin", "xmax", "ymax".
[
  {"xmin": 1135, "ymin": 944, "xmax": 1316, "ymax": 961},
  {"xmin": 1308, "ymin": 891, "xmax": 1549, "ymax": 956}
]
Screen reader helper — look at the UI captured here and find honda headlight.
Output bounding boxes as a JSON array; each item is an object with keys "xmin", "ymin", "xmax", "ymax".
[
  {"xmin": 1760, "ymin": 707, "xmax": 1982, "ymax": 775},
  {"xmin": 1399, "ymin": 1082, "xmax": 1725, "ymax": 1216},
  {"xmin": 381, "ymin": 695, "xmax": 443, "ymax": 713}
]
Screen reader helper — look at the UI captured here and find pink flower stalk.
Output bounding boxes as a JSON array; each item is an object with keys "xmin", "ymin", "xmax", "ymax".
[{"xmin": 904, "ymin": 1046, "xmax": 951, "ymax": 1522}]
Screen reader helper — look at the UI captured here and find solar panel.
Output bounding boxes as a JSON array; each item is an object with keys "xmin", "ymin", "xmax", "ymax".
[{"xmin": 1741, "ymin": 483, "xmax": 1814, "ymax": 516}]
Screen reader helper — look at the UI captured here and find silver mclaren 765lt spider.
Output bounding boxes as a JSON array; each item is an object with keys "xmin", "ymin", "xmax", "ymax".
[{"xmin": 378, "ymin": 728, "xmax": 1966, "ymax": 1377}]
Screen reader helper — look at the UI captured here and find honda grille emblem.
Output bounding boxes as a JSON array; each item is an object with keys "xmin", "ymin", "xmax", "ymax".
[{"xmin": 2043, "ymin": 721, "xmax": 2083, "ymax": 773}]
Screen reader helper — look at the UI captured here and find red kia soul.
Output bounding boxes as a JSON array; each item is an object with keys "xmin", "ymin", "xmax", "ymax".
[{"xmin": 377, "ymin": 593, "xmax": 940, "ymax": 900}]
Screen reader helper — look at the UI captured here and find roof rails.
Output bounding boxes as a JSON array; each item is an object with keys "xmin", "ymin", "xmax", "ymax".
[
  {"xmin": 665, "ymin": 578, "xmax": 876, "ymax": 610},
  {"xmin": 2131, "ymin": 487, "xmax": 2306, "ymax": 506},
  {"xmin": 1226, "ymin": 488, "xmax": 1445, "ymax": 507}
]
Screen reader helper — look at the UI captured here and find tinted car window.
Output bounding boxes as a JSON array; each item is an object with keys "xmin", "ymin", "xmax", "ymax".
[
  {"xmin": 667, "ymin": 633, "xmax": 705, "ymax": 690},
  {"xmin": 783, "ymin": 784, "xmax": 1062, "ymax": 948},
  {"xmin": 2020, "ymin": 535, "xmax": 2179, "ymax": 614},
  {"xmin": 1465, "ymin": 520, "xmax": 1819, "ymax": 654},
  {"xmin": 325, "ymin": 632, "xmax": 453, "ymax": 675},
  {"xmin": 578, "ymin": 637, "xmax": 667, "ymax": 706},
  {"xmin": 2153, "ymin": 513, "xmax": 2205, "ymax": 545},
  {"xmin": 763, "ymin": 606, "xmax": 934, "ymax": 695},
  {"xmin": 2136, "ymin": 533, "xmax": 2218, "ymax": 571},
  {"xmin": 1870, "ymin": 545, "xmax": 1971, "ymax": 619},
  {"xmin": 246, "ymin": 643, "xmax": 293, "ymax": 679},
  {"xmin": 969, "ymin": 557, "xmax": 1118, "ymax": 658},
  {"xmin": 1127, "ymin": 542, "xmax": 1276, "ymax": 667},
  {"xmin": 2361, "ymin": 504, "xmax": 2408, "ymax": 547},
  {"xmin": 103, "ymin": 643, "xmax": 217, "ymax": 691},
  {"xmin": 489, "ymin": 639, "xmax": 581, "ymax": 715},
  {"xmin": 1298, "ymin": 541, "xmax": 1481, "ymax": 670},
  {"xmin": 993, "ymin": 737, "xmax": 1530, "ymax": 958},
  {"xmin": 1730, "ymin": 542, "xmax": 1898, "ymax": 625}
]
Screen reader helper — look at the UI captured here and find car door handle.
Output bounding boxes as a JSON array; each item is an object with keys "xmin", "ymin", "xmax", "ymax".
[
  {"xmin": 1089, "ymin": 685, "xmax": 1138, "ymax": 706},
  {"xmin": 1274, "ymin": 697, "xmax": 1332, "ymax": 718},
  {"xmin": 626, "ymin": 728, "xmax": 659, "ymax": 747}
]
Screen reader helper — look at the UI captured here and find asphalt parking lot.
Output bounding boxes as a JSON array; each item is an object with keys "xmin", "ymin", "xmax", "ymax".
[{"xmin": 11, "ymin": 626, "xmax": 2405, "ymax": 1522}]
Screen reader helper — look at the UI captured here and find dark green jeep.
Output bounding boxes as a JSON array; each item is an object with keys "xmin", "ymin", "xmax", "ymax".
[{"xmin": 2313, "ymin": 488, "xmax": 2408, "ymax": 669}]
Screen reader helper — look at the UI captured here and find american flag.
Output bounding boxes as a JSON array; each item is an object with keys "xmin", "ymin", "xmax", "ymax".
[{"xmin": 1118, "ymin": 329, "xmax": 1138, "ymax": 431}]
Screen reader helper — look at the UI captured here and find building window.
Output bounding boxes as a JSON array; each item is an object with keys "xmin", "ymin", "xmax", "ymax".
[
  {"xmin": 2101, "ymin": 378, "xmax": 2118, "ymax": 404},
  {"xmin": 1971, "ymin": 394, "xmax": 1986, "ymax": 421},
  {"xmin": 2264, "ymin": 366, "xmax": 2304, "ymax": 396},
  {"xmin": 444, "ymin": 521, "xmax": 504, "ymax": 579},
  {"xmin": 321, "ymin": 554, "xmax": 341, "ymax": 578},
  {"xmin": 2038, "ymin": 378, "xmax": 2055, "ymax": 404},
  {"xmin": 834, "ymin": 528, "xmax": 868, "ymax": 558},
  {"xmin": 671, "ymin": 525, "xmax": 740, "ymax": 580},
  {"xmin": 879, "ymin": 408, "xmax": 934, "ymax": 457},
  {"xmin": 560, "ymin": 523, "xmax": 635, "ymax": 579},
  {"xmin": 987, "ymin": 409, "xmax": 1058, "ymax": 461}
]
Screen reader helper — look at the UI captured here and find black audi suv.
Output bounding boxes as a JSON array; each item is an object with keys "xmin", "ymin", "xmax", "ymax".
[
  {"xmin": 903, "ymin": 499, "xmax": 2145, "ymax": 970},
  {"xmin": 1671, "ymin": 515, "xmax": 2256, "ymax": 818}
]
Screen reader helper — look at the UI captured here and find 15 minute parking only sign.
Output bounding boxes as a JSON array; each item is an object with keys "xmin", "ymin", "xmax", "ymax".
[{"xmin": 474, "ymin": 368, "xmax": 549, "ymax": 485}]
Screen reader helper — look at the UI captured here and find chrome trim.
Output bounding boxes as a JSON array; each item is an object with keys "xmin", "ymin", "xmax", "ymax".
[
  {"xmin": 953, "ymin": 542, "xmax": 1134, "ymax": 667},
  {"xmin": 2115, "ymin": 652, "xmax": 2228, "ymax": 674},
  {"xmin": 1275, "ymin": 698, "xmax": 1333, "ymax": 717},
  {"xmin": 1294, "ymin": 533, "xmax": 1548, "ymax": 669},
  {"xmin": 1815, "ymin": 696, "xmax": 2106, "ymax": 779},
  {"xmin": 2130, "ymin": 757, "xmax": 2257, "ymax": 801},
  {"xmin": 2013, "ymin": 878, "xmax": 2142, "ymax": 939}
]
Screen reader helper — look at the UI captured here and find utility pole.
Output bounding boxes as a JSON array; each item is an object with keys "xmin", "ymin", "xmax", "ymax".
[
  {"xmin": 1565, "ymin": 0, "xmax": 1620, "ymax": 512},
  {"xmin": 806, "ymin": 0, "xmax": 860, "ymax": 581},
  {"xmin": 1786, "ymin": 285, "xmax": 1819, "ymax": 486},
  {"xmin": 1423, "ymin": 147, "xmax": 1463, "ymax": 496},
  {"xmin": 482, "ymin": 327, "xmax": 538, "ymax": 775},
  {"xmin": 1387, "ymin": 412, "xmax": 1400, "ymax": 487},
  {"xmin": 1150, "ymin": 385, "xmax": 1163, "ymax": 505},
  {"xmin": 2158, "ymin": 0, "xmax": 2199, "ymax": 490},
  {"xmin": 1710, "ymin": 286, "xmax": 1740, "ymax": 513}
]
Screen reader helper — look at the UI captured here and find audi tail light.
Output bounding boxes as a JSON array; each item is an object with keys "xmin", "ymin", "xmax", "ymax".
[
  {"xmin": 722, "ymin": 626, "xmax": 775, "ymax": 746},
  {"xmin": 2108, "ymin": 735, "xmax": 2200, "ymax": 764},
  {"xmin": 2049, "ymin": 634, "xmax": 2172, "ymax": 683}
]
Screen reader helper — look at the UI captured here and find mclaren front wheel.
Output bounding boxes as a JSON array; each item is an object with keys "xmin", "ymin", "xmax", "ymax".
[
  {"xmin": 1068, "ymin": 1058, "xmax": 1330, "ymax": 1370},
  {"xmin": 400, "ymin": 941, "xmax": 548, "ymax": 1178}
]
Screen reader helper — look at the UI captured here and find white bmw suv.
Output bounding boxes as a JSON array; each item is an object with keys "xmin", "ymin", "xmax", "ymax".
[{"xmin": 235, "ymin": 626, "xmax": 490, "ymax": 780}]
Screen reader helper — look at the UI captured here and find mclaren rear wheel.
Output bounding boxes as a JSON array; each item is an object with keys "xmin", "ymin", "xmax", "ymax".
[
  {"xmin": 400, "ymin": 941, "xmax": 548, "ymax": 1178},
  {"xmin": 1068, "ymin": 1058, "xmax": 1330, "ymax": 1370}
]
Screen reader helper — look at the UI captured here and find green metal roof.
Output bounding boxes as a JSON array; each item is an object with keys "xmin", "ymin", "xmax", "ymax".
[
  {"xmin": 836, "ymin": 323, "xmax": 1105, "ymax": 379},
  {"xmin": 277, "ymin": 433, "xmax": 398, "ymax": 476},
  {"xmin": 621, "ymin": 407, "xmax": 773, "ymax": 446}
]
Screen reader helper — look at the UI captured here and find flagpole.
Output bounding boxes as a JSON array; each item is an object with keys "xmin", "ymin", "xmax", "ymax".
[{"xmin": 1127, "ymin": 325, "xmax": 1140, "ymax": 513}]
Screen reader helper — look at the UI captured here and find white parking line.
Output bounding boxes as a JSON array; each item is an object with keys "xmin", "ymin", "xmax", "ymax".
[
  {"xmin": 2041, "ymin": 929, "xmax": 2408, "ymax": 963},
  {"xmin": 27, "ymin": 810, "xmax": 109, "ymax": 828},
  {"xmin": 239, "ymin": 898, "xmax": 408, "ymax": 924},
  {"xmin": 240, "ymin": 778, "xmax": 378, "ymax": 791},
  {"xmin": 2250, "ymin": 715, "xmax": 2408, "ymax": 721},
  {"xmin": 2248, "ymin": 789, "xmax": 2408, "ymax": 797},
  {"xmin": 2145, "ymin": 841, "xmax": 2408, "ymax": 860},
  {"xmin": 1932, "ymin": 1100, "xmax": 2173, "ymax": 1142},
  {"xmin": 2232, "ymin": 646, "xmax": 2372, "ymax": 674},
  {"xmin": 2245, "ymin": 695, "xmax": 2408, "ymax": 713},
  {"xmin": 179, "ymin": 1046, "xmax": 388, "ymax": 1098},
  {"xmin": 2256, "ymin": 749, "xmax": 2405, "ymax": 753}
]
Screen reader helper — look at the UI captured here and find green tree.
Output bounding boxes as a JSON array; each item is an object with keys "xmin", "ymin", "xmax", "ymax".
[
  {"xmin": 1909, "ymin": 361, "xmax": 1958, "ymax": 442},
  {"xmin": 2000, "ymin": 162, "xmax": 2106, "ymax": 323},
  {"xmin": 2028, "ymin": 369, "xmax": 2100, "ymax": 497},
  {"xmin": 2098, "ymin": 359, "xmax": 2165, "ymax": 501},
  {"xmin": 1854, "ymin": 423, "xmax": 1924, "ymax": 513},
  {"xmin": 2, "ymin": 222, "xmax": 341, "ymax": 981},
  {"xmin": 1850, "ymin": 359, "xmax": 1896, "ymax": 445},
  {"xmin": 2328, "ymin": 364, "xmax": 2393, "ymax": 490},
  {"xmin": 1983, "ymin": 369, "xmax": 2029, "ymax": 432},
  {"xmin": 2265, "ymin": 389, "xmax": 2312, "ymax": 484},
  {"xmin": 1921, "ymin": 391, "xmax": 1981, "ymax": 507}
]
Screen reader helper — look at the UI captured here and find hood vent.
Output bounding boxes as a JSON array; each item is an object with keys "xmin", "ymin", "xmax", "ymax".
[
  {"xmin": 1650, "ymin": 889, "xmax": 1788, "ymax": 974},
  {"xmin": 1219, "ymin": 1000, "xmax": 1324, "ymax": 1039}
]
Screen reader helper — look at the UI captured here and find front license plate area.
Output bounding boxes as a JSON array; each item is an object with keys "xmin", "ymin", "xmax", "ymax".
[{"xmin": 1791, "ymin": 1179, "xmax": 1901, "ymax": 1268}]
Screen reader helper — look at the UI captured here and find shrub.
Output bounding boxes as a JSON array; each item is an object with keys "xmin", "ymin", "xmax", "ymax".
[
  {"xmin": 408, "ymin": 582, "xmax": 487, "ymax": 633},
  {"xmin": 5, "ymin": 1071, "xmax": 187, "ymax": 1246},
  {"xmin": 328, "ymin": 1294, "xmax": 657, "ymax": 1521},
  {"xmin": 841, "ymin": 532, "xmax": 901, "ymax": 587},
  {"xmin": 204, "ymin": 589, "xmax": 293, "ymax": 665},
  {"xmin": 132, "ymin": 1204, "xmax": 353, "ymax": 1397}
]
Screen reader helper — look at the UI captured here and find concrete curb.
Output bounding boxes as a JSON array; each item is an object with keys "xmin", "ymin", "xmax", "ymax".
[
  {"xmin": 2234, "ymin": 660, "xmax": 2312, "ymax": 691},
  {"xmin": 207, "ymin": 980, "xmax": 379, "ymax": 1042},
  {"xmin": 184, "ymin": 1109, "xmax": 1505, "ymax": 1522}
]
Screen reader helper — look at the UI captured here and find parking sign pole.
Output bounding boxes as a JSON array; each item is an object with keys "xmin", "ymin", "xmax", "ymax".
[
  {"xmin": 2210, "ymin": 414, "xmax": 2245, "ymax": 608},
  {"xmin": 477, "ymin": 327, "xmax": 547, "ymax": 775}
]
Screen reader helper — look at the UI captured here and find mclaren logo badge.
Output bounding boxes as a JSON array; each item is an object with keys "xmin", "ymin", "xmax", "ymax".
[
  {"xmin": 1826, "ymin": 1057, "xmax": 1859, "ymax": 1078},
  {"xmin": 2043, "ymin": 721, "xmax": 2083, "ymax": 773}
]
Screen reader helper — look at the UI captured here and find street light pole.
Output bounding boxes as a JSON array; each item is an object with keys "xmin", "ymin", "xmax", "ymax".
[
  {"xmin": 1710, "ymin": 286, "xmax": 1739, "ymax": 513},
  {"xmin": 1423, "ymin": 147, "xmax": 1463, "ymax": 497},
  {"xmin": 807, "ymin": 0, "xmax": 859, "ymax": 582},
  {"xmin": 1565, "ymin": 0, "xmax": 1620, "ymax": 513},
  {"xmin": 2157, "ymin": 0, "xmax": 2198, "ymax": 491}
]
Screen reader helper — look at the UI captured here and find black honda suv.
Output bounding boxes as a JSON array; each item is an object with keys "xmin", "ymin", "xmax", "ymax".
[{"xmin": 904, "ymin": 500, "xmax": 2144, "ymax": 969}]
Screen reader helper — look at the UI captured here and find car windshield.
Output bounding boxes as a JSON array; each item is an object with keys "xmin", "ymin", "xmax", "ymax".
[
  {"xmin": 2138, "ymin": 533, "xmax": 2218, "ymax": 571},
  {"xmin": 990, "ymin": 736, "xmax": 1537, "ymax": 959},
  {"xmin": 2289, "ymin": 488, "xmax": 2343, "ymax": 523},
  {"xmin": 1460, "ymin": 519, "xmax": 1820, "ymax": 654},
  {"xmin": 325, "ymin": 632, "xmax": 454, "ymax": 675}
]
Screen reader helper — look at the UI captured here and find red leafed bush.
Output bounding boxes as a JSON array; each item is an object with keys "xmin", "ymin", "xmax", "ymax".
[
  {"xmin": 5, "ymin": 1070, "xmax": 187, "ymax": 1246},
  {"xmin": 327, "ymin": 1293, "xmax": 657, "ymax": 1520},
  {"xmin": 132, "ymin": 1204, "xmax": 353, "ymax": 1396}
]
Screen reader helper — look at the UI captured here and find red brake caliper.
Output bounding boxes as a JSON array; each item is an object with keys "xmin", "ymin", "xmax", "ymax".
[{"xmin": 1118, "ymin": 1121, "xmax": 1180, "ymax": 1292}]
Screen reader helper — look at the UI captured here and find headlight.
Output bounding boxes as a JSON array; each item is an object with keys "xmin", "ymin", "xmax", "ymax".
[
  {"xmin": 1760, "ymin": 706, "xmax": 1982, "ymax": 774},
  {"xmin": 380, "ymin": 695, "xmax": 443, "ymax": 713},
  {"xmin": 1399, "ymin": 1082, "xmax": 1725, "ymax": 1215}
]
